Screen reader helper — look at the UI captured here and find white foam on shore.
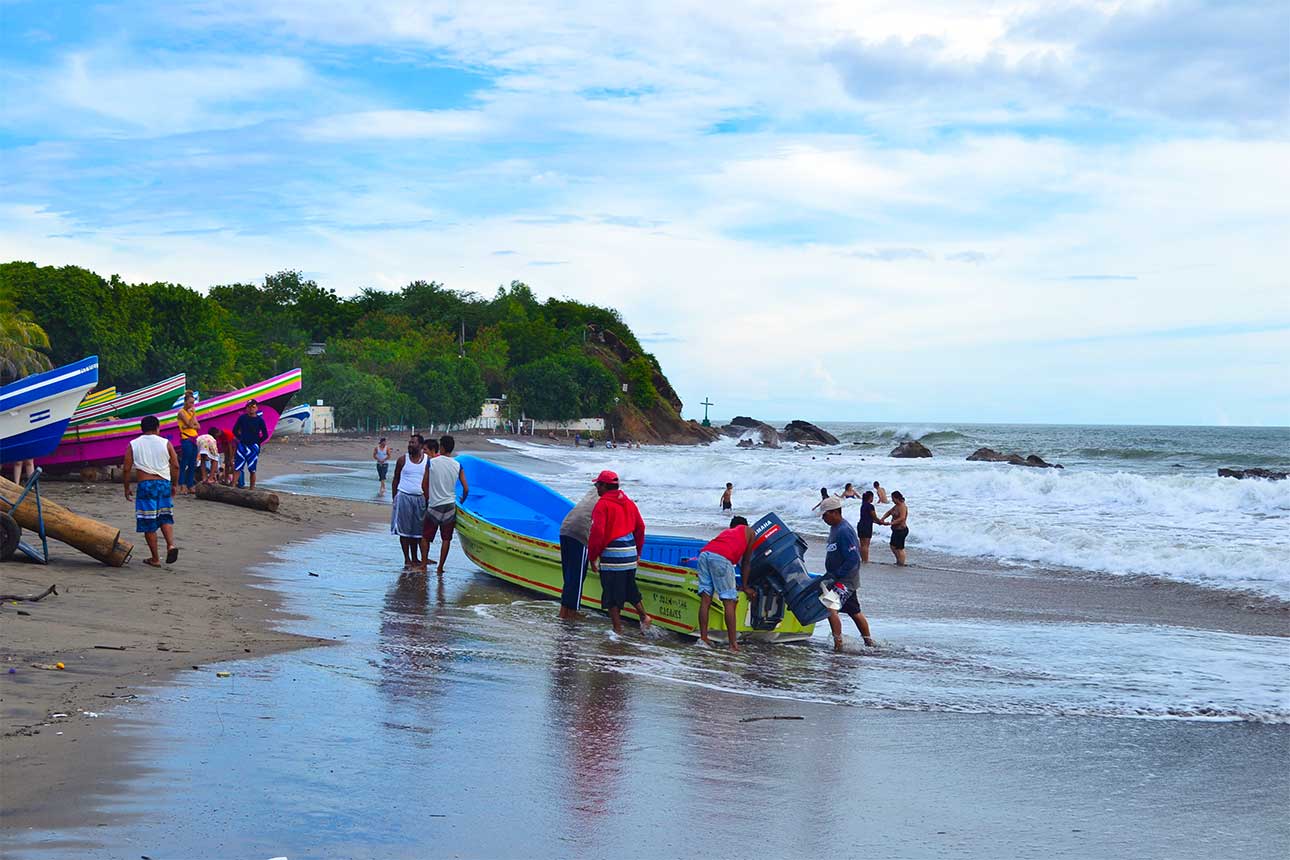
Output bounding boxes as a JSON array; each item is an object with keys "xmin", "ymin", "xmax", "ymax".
[{"xmin": 488, "ymin": 437, "xmax": 1290, "ymax": 598}]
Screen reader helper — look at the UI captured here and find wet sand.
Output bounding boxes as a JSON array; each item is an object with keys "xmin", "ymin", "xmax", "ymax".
[
  {"xmin": 3, "ymin": 437, "xmax": 1288, "ymax": 857},
  {"xmin": 0, "ymin": 434, "xmax": 499, "ymax": 834}
]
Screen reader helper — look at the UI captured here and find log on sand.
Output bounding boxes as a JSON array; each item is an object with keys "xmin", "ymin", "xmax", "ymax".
[
  {"xmin": 195, "ymin": 482, "xmax": 280, "ymax": 512},
  {"xmin": 0, "ymin": 476, "xmax": 133, "ymax": 567}
]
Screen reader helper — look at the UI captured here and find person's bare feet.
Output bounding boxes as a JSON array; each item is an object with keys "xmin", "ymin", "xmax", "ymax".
[
  {"xmin": 833, "ymin": 636, "xmax": 845, "ymax": 653},
  {"xmin": 638, "ymin": 614, "xmax": 651, "ymax": 631},
  {"xmin": 864, "ymin": 637, "xmax": 878, "ymax": 648},
  {"xmin": 435, "ymin": 565, "xmax": 445, "ymax": 575}
]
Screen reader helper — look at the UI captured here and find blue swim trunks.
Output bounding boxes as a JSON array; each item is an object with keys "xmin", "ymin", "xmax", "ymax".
[{"xmin": 134, "ymin": 479, "xmax": 174, "ymax": 534}]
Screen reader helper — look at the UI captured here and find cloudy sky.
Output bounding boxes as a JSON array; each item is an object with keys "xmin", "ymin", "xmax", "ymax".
[{"xmin": 2, "ymin": 0, "xmax": 1287, "ymax": 425}]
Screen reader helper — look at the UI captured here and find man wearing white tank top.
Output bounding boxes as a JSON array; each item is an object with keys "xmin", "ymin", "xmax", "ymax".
[
  {"xmin": 123, "ymin": 415, "xmax": 180, "ymax": 568},
  {"xmin": 390, "ymin": 435, "xmax": 430, "ymax": 571}
]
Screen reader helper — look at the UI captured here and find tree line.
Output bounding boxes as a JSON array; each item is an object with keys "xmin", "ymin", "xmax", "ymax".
[{"xmin": 0, "ymin": 262, "xmax": 665, "ymax": 427}]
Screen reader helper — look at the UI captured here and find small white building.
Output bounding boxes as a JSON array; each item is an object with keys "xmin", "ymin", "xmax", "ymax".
[
  {"xmin": 311, "ymin": 403, "xmax": 336, "ymax": 434},
  {"xmin": 530, "ymin": 417, "xmax": 605, "ymax": 432}
]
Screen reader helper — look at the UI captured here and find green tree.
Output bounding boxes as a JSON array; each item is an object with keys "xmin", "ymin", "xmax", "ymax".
[
  {"xmin": 306, "ymin": 362, "xmax": 402, "ymax": 429},
  {"xmin": 511, "ymin": 356, "xmax": 580, "ymax": 421},
  {"xmin": 0, "ymin": 289, "xmax": 52, "ymax": 381},
  {"xmin": 565, "ymin": 352, "xmax": 618, "ymax": 415},
  {"xmin": 134, "ymin": 282, "xmax": 236, "ymax": 389},
  {"xmin": 467, "ymin": 325, "xmax": 510, "ymax": 395},
  {"xmin": 623, "ymin": 356, "xmax": 659, "ymax": 409},
  {"xmin": 409, "ymin": 356, "xmax": 487, "ymax": 427}
]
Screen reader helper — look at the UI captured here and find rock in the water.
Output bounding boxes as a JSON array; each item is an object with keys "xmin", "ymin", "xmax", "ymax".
[
  {"xmin": 967, "ymin": 447, "xmax": 1062, "ymax": 468},
  {"xmin": 781, "ymin": 420, "xmax": 840, "ymax": 446},
  {"xmin": 890, "ymin": 440, "xmax": 932, "ymax": 458},
  {"xmin": 1218, "ymin": 467, "xmax": 1287, "ymax": 480},
  {"xmin": 722, "ymin": 416, "xmax": 780, "ymax": 448}
]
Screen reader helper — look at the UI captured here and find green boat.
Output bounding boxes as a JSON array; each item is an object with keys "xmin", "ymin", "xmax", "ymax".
[
  {"xmin": 70, "ymin": 373, "xmax": 186, "ymax": 425},
  {"xmin": 455, "ymin": 455, "xmax": 819, "ymax": 642}
]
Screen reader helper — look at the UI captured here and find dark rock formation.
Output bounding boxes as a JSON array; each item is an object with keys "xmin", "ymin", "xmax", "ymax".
[
  {"xmin": 722, "ymin": 416, "xmax": 780, "ymax": 448},
  {"xmin": 781, "ymin": 420, "xmax": 840, "ymax": 446},
  {"xmin": 966, "ymin": 448, "xmax": 1062, "ymax": 468},
  {"xmin": 1218, "ymin": 468, "xmax": 1287, "ymax": 480},
  {"xmin": 890, "ymin": 440, "xmax": 932, "ymax": 458}
]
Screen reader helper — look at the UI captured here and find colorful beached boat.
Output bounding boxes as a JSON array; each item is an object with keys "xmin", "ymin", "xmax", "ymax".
[
  {"xmin": 455, "ymin": 455, "xmax": 819, "ymax": 641},
  {"xmin": 1, "ymin": 356, "xmax": 100, "ymax": 464},
  {"xmin": 69, "ymin": 372, "xmax": 187, "ymax": 425},
  {"xmin": 39, "ymin": 368, "xmax": 301, "ymax": 472},
  {"xmin": 77, "ymin": 386, "xmax": 117, "ymax": 409}
]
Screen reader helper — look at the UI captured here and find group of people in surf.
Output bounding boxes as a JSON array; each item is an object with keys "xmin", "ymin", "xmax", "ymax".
[
  {"xmin": 383, "ymin": 434, "xmax": 469, "ymax": 574},
  {"xmin": 554, "ymin": 470, "xmax": 898, "ymax": 653}
]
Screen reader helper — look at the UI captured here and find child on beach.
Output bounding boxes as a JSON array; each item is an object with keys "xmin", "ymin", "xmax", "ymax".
[{"xmin": 720, "ymin": 482, "xmax": 733, "ymax": 511}]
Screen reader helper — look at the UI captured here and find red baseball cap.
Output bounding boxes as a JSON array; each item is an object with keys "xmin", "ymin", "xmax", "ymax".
[{"xmin": 593, "ymin": 470, "xmax": 619, "ymax": 484}]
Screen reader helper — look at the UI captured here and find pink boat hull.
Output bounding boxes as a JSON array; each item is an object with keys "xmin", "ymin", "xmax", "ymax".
[{"xmin": 38, "ymin": 369, "xmax": 302, "ymax": 472}]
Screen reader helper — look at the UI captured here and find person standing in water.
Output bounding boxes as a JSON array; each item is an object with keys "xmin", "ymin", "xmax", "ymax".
[
  {"xmin": 857, "ymin": 489, "xmax": 883, "ymax": 563},
  {"xmin": 424, "ymin": 435, "xmax": 468, "ymax": 575},
  {"xmin": 811, "ymin": 487, "xmax": 833, "ymax": 511},
  {"xmin": 123, "ymin": 415, "xmax": 180, "ymax": 568},
  {"xmin": 558, "ymin": 486, "xmax": 599, "ymax": 620},
  {"xmin": 586, "ymin": 470, "xmax": 651, "ymax": 635},
  {"xmin": 818, "ymin": 497, "xmax": 876, "ymax": 650},
  {"xmin": 720, "ymin": 482, "xmax": 733, "ymax": 511},
  {"xmin": 390, "ymin": 435, "xmax": 430, "ymax": 571},
  {"xmin": 841, "ymin": 483, "xmax": 861, "ymax": 499},
  {"xmin": 879, "ymin": 491, "xmax": 909, "ymax": 566},
  {"xmin": 373, "ymin": 437, "xmax": 391, "ymax": 492},
  {"xmin": 696, "ymin": 515, "xmax": 754, "ymax": 651},
  {"xmin": 873, "ymin": 481, "xmax": 890, "ymax": 504}
]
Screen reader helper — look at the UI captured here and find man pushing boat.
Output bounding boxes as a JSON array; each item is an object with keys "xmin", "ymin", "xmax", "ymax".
[
  {"xmin": 696, "ymin": 516, "xmax": 755, "ymax": 651},
  {"xmin": 586, "ymin": 470, "xmax": 651, "ymax": 634}
]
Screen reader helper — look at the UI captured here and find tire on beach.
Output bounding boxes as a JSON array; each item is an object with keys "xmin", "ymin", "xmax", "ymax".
[{"xmin": 0, "ymin": 512, "xmax": 21, "ymax": 561}]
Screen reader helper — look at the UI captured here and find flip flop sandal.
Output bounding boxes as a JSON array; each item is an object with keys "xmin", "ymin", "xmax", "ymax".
[
  {"xmin": 143, "ymin": 558, "xmax": 162, "ymax": 568},
  {"xmin": 166, "ymin": 547, "xmax": 180, "ymax": 564}
]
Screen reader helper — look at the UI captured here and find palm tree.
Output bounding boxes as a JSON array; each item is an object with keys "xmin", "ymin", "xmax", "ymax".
[{"xmin": 0, "ymin": 297, "xmax": 53, "ymax": 381}]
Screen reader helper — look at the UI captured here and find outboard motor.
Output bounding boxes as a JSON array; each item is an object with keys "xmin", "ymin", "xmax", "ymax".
[{"xmin": 746, "ymin": 513, "xmax": 830, "ymax": 626}]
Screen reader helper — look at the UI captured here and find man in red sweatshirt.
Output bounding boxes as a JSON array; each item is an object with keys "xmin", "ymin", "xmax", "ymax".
[{"xmin": 586, "ymin": 470, "xmax": 651, "ymax": 634}]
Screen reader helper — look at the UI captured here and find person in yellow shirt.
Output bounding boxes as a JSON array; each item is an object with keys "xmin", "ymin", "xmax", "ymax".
[{"xmin": 176, "ymin": 391, "xmax": 200, "ymax": 495}]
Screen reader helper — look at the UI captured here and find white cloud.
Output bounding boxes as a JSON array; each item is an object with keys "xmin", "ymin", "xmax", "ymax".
[{"xmin": 303, "ymin": 109, "xmax": 492, "ymax": 140}]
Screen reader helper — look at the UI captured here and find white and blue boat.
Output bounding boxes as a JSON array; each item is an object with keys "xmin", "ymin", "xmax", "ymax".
[
  {"xmin": 0, "ymin": 356, "xmax": 99, "ymax": 464},
  {"xmin": 274, "ymin": 402, "xmax": 313, "ymax": 435}
]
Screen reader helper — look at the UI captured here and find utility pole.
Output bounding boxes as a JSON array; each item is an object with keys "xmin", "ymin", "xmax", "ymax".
[{"xmin": 700, "ymin": 397, "xmax": 714, "ymax": 427}]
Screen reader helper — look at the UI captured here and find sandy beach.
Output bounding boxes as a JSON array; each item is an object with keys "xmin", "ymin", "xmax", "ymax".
[{"xmin": 0, "ymin": 434, "xmax": 500, "ymax": 835}]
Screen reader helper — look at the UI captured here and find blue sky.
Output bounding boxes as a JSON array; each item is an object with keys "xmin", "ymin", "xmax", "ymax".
[{"xmin": 2, "ymin": 0, "xmax": 1287, "ymax": 425}]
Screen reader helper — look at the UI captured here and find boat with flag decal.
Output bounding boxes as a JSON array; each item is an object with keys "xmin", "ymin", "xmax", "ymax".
[
  {"xmin": 455, "ymin": 455, "xmax": 826, "ymax": 641},
  {"xmin": 0, "ymin": 356, "xmax": 100, "ymax": 464},
  {"xmin": 39, "ymin": 368, "xmax": 301, "ymax": 472}
]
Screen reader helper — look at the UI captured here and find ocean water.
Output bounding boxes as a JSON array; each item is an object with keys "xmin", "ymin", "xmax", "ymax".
[{"xmin": 488, "ymin": 422, "xmax": 1290, "ymax": 599}]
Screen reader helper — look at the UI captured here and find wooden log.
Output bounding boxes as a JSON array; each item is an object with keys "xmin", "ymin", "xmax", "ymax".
[
  {"xmin": 195, "ymin": 482, "xmax": 280, "ymax": 512},
  {"xmin": 0, "ymin": 477, "xmax": 133, "ymax": 567}
]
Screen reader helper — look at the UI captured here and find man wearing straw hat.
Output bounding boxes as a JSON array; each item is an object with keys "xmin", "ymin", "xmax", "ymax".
[{"xmin": 818, "ymin": 497, "xmax": 876, "ymax": 651}]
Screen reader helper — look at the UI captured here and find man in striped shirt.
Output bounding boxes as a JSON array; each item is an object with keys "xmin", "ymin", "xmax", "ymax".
[{"xmin": 586, "ymin": 470, "xmax": 651, "ymax": 635}]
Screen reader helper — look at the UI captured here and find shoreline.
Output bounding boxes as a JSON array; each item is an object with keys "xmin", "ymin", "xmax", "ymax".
[{"xmin": 3, "ymin": 434, "xmax": 1286, "ymax": 846}]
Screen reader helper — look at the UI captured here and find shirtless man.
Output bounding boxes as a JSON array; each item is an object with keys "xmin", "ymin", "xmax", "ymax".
[
  {"xmin": 873, "ymin": 481, "xmax": 890, "ymax": 504},
  {"xmin": 720, "ymin": 482, "xmax": 733, "ymax": 511},
  {"xmin": 879, "ymin": 491, "xmax": 909, "ymax": 566}
]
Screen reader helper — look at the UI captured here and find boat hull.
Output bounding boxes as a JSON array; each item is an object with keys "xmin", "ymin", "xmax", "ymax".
[
  {"xmin": 70, "ymin": 373, "xmax": 187, "ymax": 425},
  {"xmin": 39, "ymin": 369, "xmax": 302, "ymax": 472},
  {"xmin": 274, "ymin": 403, "xmax": 312, "ymax": 435},
  {"xmin": 0, "ymin": 356, "xmax": 100, "ymax": 464},
  {"xmin": 454, "ymin": 457, "xmax": 816, "ymax": 641}
]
